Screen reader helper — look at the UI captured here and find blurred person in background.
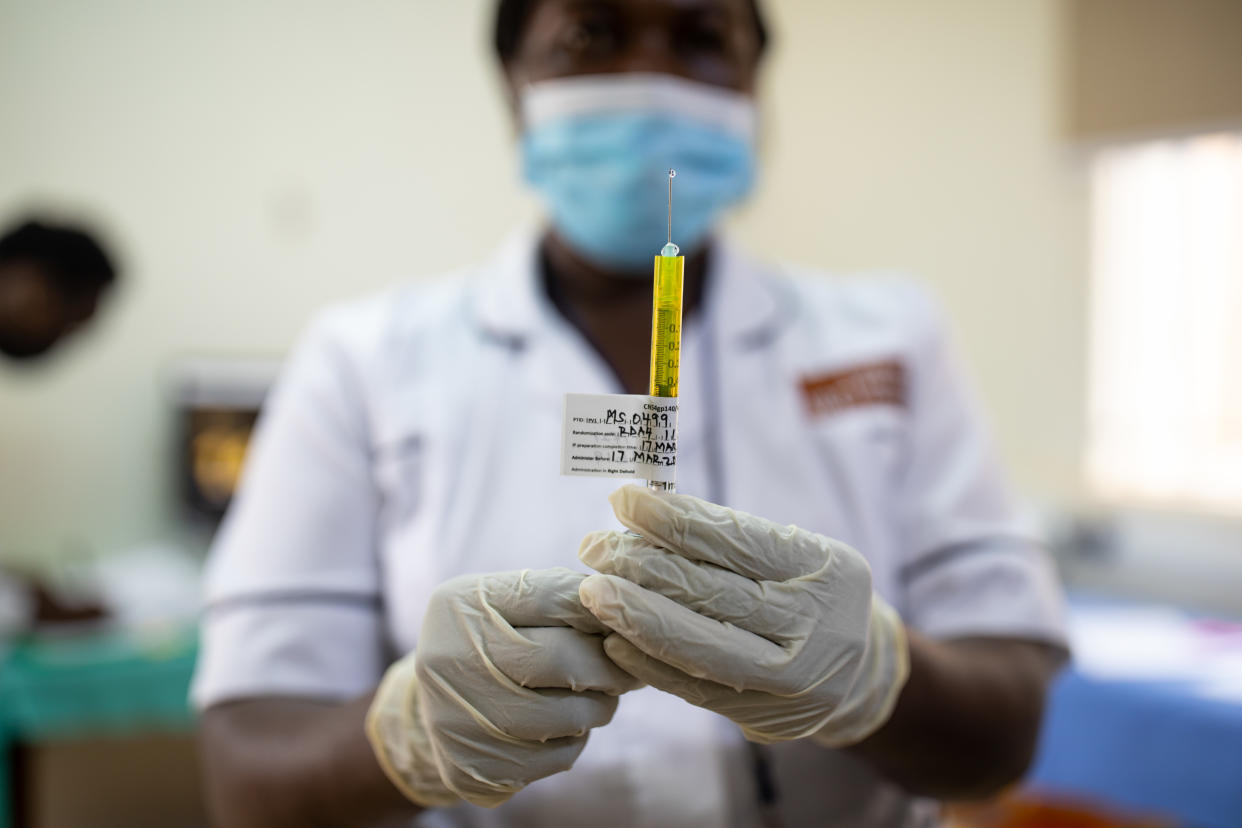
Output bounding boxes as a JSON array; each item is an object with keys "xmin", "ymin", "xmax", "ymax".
[
  {"xmin": 0, "ymin": 218, "xmax": 117, "ymax": 640},
  {"xmin": 0, "ymin": 219, "xmax": 117, "ymax": 362},
  {"xmin": 196, "ymin": 1, "xmax": 1068, "ymax": 826}
]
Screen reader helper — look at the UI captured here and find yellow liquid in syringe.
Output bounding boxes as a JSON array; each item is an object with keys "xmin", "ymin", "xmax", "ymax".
[{"xmin": 649, "ymin": 247, "xmax": 684, "ymax": 398}]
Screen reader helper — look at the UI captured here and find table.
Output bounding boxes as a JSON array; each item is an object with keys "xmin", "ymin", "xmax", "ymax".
[
  {"xmin": 0, "ymin": 626, "xmax": 197, "ymax": 828},
  {"xmin": 1026, "ymin": 604, "xmax": 1242, "ymax": 828}
]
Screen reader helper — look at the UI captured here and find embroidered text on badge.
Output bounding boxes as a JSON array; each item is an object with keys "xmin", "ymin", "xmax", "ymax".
[
  {"xmin": 561, "ymin": 393, "xmax": 677, "ymax": 483},
  {"xmin": 800, "ymin": 360, "xmax": 906, "ymax": 418}
]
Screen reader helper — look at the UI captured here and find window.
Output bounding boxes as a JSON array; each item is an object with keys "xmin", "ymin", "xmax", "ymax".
[{"xmin": 1086, "ymin": 132, "xmax": 1242, "ymax": 513}]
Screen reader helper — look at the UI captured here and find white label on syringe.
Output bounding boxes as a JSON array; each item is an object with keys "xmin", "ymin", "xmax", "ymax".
[{"xmin": 560, "ymin": 393, "xmax": 677, "ymax": 483}]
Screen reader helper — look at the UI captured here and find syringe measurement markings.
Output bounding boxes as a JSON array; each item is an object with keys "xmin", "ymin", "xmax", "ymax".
[{"xmin": 651, "ymin": 307, "xmax": 680, "ymax": 397}]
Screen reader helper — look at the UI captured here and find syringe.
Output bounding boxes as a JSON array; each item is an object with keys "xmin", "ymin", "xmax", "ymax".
[{"xmin": 648, "ymin": 169, "xmax": 684, "ymax": 493}]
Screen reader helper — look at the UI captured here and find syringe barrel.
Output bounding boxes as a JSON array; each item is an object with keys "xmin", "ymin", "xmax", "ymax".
[{"xmin": 648, "ymin": 254, "xmax": 684, "ymax": 398}]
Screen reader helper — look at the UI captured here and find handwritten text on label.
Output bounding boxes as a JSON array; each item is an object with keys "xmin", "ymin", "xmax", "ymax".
[{"xmin": 561, "ymin": 393, "xmax": 678, "ymax": 483}]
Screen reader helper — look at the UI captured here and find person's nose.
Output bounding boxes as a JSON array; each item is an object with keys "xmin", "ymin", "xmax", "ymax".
[{"xmin": 611, "ymin": 28, "xmax": 686, "ymax": 80}]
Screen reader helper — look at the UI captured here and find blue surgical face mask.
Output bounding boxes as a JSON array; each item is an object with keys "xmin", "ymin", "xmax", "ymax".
[{"xmin": 520, "ymin": 73, "xmax": 757, "ymax": 273}]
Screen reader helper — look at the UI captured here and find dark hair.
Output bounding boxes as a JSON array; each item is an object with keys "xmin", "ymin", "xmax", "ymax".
[
  {"xmin": 493, "ymin": 0, "xmax": 769, "ymax": 63},
  {"xmin": 0, "ymin": 220, "xmax": 117, "ymax": 294}
]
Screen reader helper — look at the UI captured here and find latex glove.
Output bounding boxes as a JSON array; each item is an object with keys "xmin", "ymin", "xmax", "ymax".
[
  {"xmin": 578, "ymin": 486, "xmax": 909, "ymax": 747},
  {"xmin": 366, "ymin": 568, "xmax": 641, "ymax": 808}
]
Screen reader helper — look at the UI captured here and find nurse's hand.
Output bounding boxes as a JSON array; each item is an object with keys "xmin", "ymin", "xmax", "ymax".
[
  {"xmin": 578, "ymin": 486, "xmax": 910, "ymax": 747},
  {"xmin": 365, "ymin": 568, "xmax": 641, "ymax": 809}
]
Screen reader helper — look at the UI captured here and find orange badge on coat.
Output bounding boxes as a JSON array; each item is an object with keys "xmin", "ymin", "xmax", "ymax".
[{"xmin": 800, "ymin": 360, "xmax": 906, "ymax": 418}]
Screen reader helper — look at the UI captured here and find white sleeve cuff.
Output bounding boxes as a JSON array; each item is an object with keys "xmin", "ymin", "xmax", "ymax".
[
  {"xmin": 191, "ymin": 598, "xmax": 387, "ymax": 709},
  {"xmin": 900, "ymin": 541, "xmax": 1069, "ymax": 646}
]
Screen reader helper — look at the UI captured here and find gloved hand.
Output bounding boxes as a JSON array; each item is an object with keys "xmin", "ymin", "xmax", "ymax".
[
  {"xmin": 366, "ymin": 568, "xmax": 641, "ymax": 808},
  {"xmin": 578, "ymin": 486, "xmax": 910, "ymax": 747}
]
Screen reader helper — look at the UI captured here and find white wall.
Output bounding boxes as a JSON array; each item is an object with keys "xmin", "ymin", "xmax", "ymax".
[{"xmin": 0, "ymin": 0, "xmax": 1086, "ymax": 562}]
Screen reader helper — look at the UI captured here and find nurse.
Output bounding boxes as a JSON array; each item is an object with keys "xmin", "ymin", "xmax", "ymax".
[{"xmin": 195, "ymin": 1, "xmax": 1068, "ymax": 826}]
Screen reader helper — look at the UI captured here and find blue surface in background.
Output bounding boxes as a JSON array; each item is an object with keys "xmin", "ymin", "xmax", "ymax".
[{"xmin": 1028, "ymin": 667, "xmax": 1242, "ymax": 828}]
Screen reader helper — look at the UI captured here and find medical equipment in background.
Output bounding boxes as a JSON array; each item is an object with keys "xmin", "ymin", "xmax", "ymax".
[
  {"xmin": 648, "ymin": 169, "xmax": 684, "ymax": 493},
  {"xmin": 171, "ymin": 357, "xmax": 280, "ymax": 523}
]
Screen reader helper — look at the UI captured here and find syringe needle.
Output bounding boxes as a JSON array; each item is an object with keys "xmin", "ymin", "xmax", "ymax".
[{"xmin": 667, "ymin": 168, "xmax": 676, "ymax": 245}]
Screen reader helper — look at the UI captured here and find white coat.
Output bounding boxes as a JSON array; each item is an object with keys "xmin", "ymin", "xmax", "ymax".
[{"xmin": 193, "ymin": 231, "xmax": 1066, "ymax": 828}]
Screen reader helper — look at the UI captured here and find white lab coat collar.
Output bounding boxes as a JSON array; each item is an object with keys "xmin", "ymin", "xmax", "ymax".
[
  {"xmin": 469, "ymin": 229, "xmax": 548, "ymax": 347},
  {"xmin": 469, "ymin": 228, "xmax": 789, "ymax": 350}
]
